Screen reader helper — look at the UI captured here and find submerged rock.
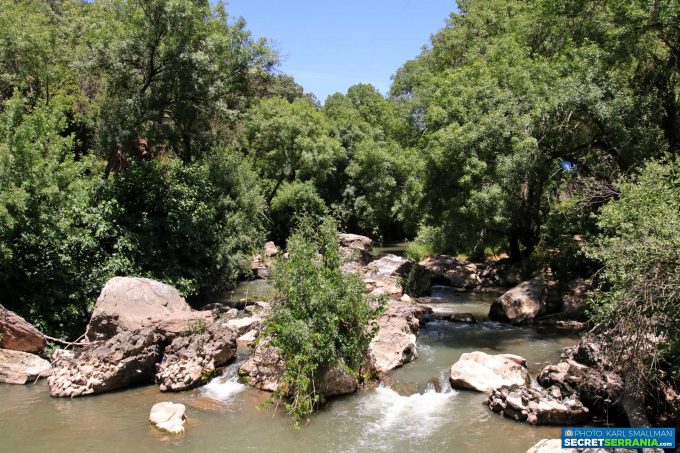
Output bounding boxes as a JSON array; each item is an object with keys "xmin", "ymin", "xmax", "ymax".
[
  {"xmin": 449, "ymin": 351, "xmax": 529, "ymax": 393},
  {"xmin": 448, "ymin": 312, "xmax": 477, "ymax": 324},
  {"xmin": 155, "ymin": 326, "xmax": 236, "ymax": 392},
  {"xmin": 0, "ymin": 304, "xmax": 47, "ymax": 353},
  {"xmin": 488, "ymin": 278, "xmax": 547, "ymax": 324},
  {"xmin": 486, "ymin": 384, "xmax": 590, "ymax": 425},
  {"xmin": 85, "ymin": 277, "xmax": 190, "ymax": 341},
  {"xmin": 0, "ymin": 349, "xmax": 51, "ymax": 384},
  {"xmin": 48, "ymin": 327, "xmax": 163, "ymax": 397},
  {"xmin": 149, "ymin": 402, "xmax": 186, "ymax": 435}
]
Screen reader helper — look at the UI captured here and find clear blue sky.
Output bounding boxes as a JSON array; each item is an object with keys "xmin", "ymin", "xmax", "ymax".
[{"xmin": 227, "ymin": 1, "xmax": 457, "ymax": 102}]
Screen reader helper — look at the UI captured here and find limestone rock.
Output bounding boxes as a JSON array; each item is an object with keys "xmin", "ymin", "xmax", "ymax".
[
  {"xmin": 486, "ymin": 384, "xmax": 590, "ymax": 425},
  {"xmin": 0, "ymin": 305, "xmax": 47, "ymax": 353},
  {"xmin": 224, "ymin": 316, "xmax": 263, "ymax": 338},
  {"xmin": 236, "ymin": 329, "xmax": 258, "ymax": 351},
  {"xmin": 141, "ymin": 311, "xmax": 214, "ymax": 339},
  {"xmin": 48, "ymin": 327, "xmax": 163, "ymax": 397},
  {"xmin": 365, "ymin": 254, "xmax": 411, "ymax": 278},
  {"xmin": 0, "ymin": 349, "xmax": 51, "ymax": 384},
  {"xmin": 449, "ymin": 351, "xmax": 529, "ymax": 393},
  {"xmin": 155, "ymin": 326, "xmax": 236, "ymax": 392},
  {"xmin": 489, "ymin": 278, "xmax": 547, "ymax": 324},
  {"xmin": 367, "ymin": 300, "xmax": 429, "ymax": 374},
  {"xmin": 239, "ymin": 343, "xmax": 285, "ymax": 392},
  {"xmin": 86, "ymin": 277, "xmax": 190, "ymax": 341},
  {"xmin": 537, "ymin": 359, "xmax": 623, "ymax": 417},
  {"xmin": 317, "ymin": 365, "xmax": 358, "ymax": 397},
  {"xmin": 149, "ymin": 402, "xmax": 186, "ymax": 434},
  {"xmin": 418, "ymin": 255, "xmax": 481, "ymax": 289}
]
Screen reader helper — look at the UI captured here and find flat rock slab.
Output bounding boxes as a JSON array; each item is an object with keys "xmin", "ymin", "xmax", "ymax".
[
  {"xmin": 0, "ymin": 349, "xmax": 51, "ymax": 384},
  {"xmin": 0, "ymin": 304, "xmax": 46, "ymax": 353},
  {"xmin": 149, "ymin": 402, "xmax": 186, "ymax": 434},
  {"xmin": 449, "ymin": 351, "xmax": 529, "ymax": 393}
]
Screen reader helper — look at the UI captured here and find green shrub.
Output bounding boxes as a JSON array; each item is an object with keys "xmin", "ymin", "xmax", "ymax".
[
  {"xmin": 586, "ymin": 157, "xmax": 680, "ymax": 392},
  {"xmin": 264, "ymin": 216, "xmax": 379, "ymax": 426},
  {"xmin": 269, "ymin": 181, "xmax": 328, "ymax": 244}
]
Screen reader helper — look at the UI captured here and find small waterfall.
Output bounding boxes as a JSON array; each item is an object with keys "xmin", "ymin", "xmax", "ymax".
[{"xmin": 200, "ymin": 359, "xmax": 246, "ymax": 402}]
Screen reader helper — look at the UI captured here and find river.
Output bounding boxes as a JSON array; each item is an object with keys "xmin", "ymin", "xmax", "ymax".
[{"xmin": 0, "ymin": 283, "xmax": 578, "ymax": 453}]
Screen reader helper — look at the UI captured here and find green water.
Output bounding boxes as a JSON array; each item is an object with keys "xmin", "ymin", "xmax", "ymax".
[{"xmin": 0, "ymin": 286, "xmax": 577, "ymax": 453}]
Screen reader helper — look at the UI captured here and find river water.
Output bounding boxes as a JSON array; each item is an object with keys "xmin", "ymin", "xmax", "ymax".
[{"xmin": 0, "ymin": 286, "xmax": 578, "ymax": 453}]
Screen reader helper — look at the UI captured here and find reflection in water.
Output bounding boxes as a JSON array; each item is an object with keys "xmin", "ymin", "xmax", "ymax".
[{"xmin": 0, "ymin": 288, "xmax": 578, "ymax": 453}]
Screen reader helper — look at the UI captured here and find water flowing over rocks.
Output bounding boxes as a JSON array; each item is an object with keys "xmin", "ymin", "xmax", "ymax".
[
  {"xmin": 449, "ymin": 351, "xmax": 529, "ymax": 393},
  {"xmin": 486, "ymin": 384, "xmax": 590, "ymax": 425},
  {"xmin": 85, "ymin": 277, "xmax": 191, "ymax": 341},
  {"xmin": 48, "ymin": 327, "xmax": 163, "ymax": 397},
  {"xmin": 0, "ymin": 304, "xmax": 47, "ymax": 353},
  {"xmin": 149, "ymin": 402, "xmax": 186, "ymax": 434},
  {"xmin": 488, "ymin": 278, "xmax": 547, "ymax": 324},
  {"xmin": 155, "ymin": 326, "xmax": 236, "ymax": 392},
  {"xmin": 0, "ymin": 349, "xmax": 52, "ymax": 384}
]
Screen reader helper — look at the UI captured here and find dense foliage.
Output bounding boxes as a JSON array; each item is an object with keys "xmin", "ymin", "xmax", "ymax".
[
  {"xmin": 264, "ymin": 217, "xmax": 378, "ymax": 425},
  {"xmin": 586, "ymin": 158, "xmax": 680, "ymax": 391},
  {"xmin": 0, "ymin": 0, "xmax": 678, "ymax": 407}
]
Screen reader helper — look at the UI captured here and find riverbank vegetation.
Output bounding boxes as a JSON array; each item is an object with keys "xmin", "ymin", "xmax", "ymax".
[{"xmin": 0, "ymin": 0, "xmax": 677, "ymax": 420}]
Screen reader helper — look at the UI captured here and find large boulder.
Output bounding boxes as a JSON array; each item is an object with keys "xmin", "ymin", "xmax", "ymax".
[
  {"xmin": 239, "ymin": 343, "xmax": 358, "ymax": 397},
  {"xmin": 317, "ymin": 365, "xmax": 358, "ymax": 397},
  {"xmin": 149, "ymin": 402, "xmax": 186, "ymax": 435},
  {"xmin": 0, "ymin": 305, "xmax": 47, "ymax": 353},
  {"xmin": 362, "ymin": 254, "xmax": 414, "ymax": 298},
  {"xmin": 365, "ymin": 254, "xmax": 411, "ymax": 278},
  {"xmin": 155, "ymin": 326, "xmax": 236, "ymax": 392},
  {"xmin": 339, "ymin": 233, "xmax": 373, "ymax": 266},
  {"xmin": 418, "ymin": 255, "xmax": 481, "ymax": 289},
  {"xmin": 0, "ymin": 349, "xmax": 51, "ymax": 384},
  {"xmin": 48, "ymin": 327, "xmax": 163, "ymax": 397},
  {"xmin": 449, "ymin": 351, "xmax": 529, "ymax": 393},
  {"xmin": 223, "ymin": 316, "xmax": 263, "ymax": 338},
  {"xmin": 141, "ymin": 311, "xmax": 214, "ymax": 339},
  {"xmin": 238, "ymin": 343, "xmax": 285, "ymax": 392},
  {"xmin": 367, "ymin": 300, "xmax": 429, "ymax": 374},
  {"xmin": 537, "ymin": 360, "xmax": 623, "ymax": 417},
  {"xmin": 86, "ymin": 277, "xmax": 190, "ymax": 341},
  {"xmin": 488, "ymin": 278, "xmax": 547, "ymax": 324},
  {"xmin": 486, "ymin": 384, "xmax": 590, "ymax": 425}
]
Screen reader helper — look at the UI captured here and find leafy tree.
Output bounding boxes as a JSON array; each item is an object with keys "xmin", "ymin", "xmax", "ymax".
[
  {"xmin": 586, "ymin": 158, "xmax": 680, "ymax": 393},
  {"xmin": 0, "ymin": 95, "xmax": 116, "ymax": 337},
  {"xmin": 269, "ymin": 181, "xmax": 328, "ymax": 244},
  {"xmin": 263, "ymin": 216, "xmax": 378, "ymax": 425},
  {"xmin": 242, "ymin": 96, "xmax": 344, "ymax": 204}
]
